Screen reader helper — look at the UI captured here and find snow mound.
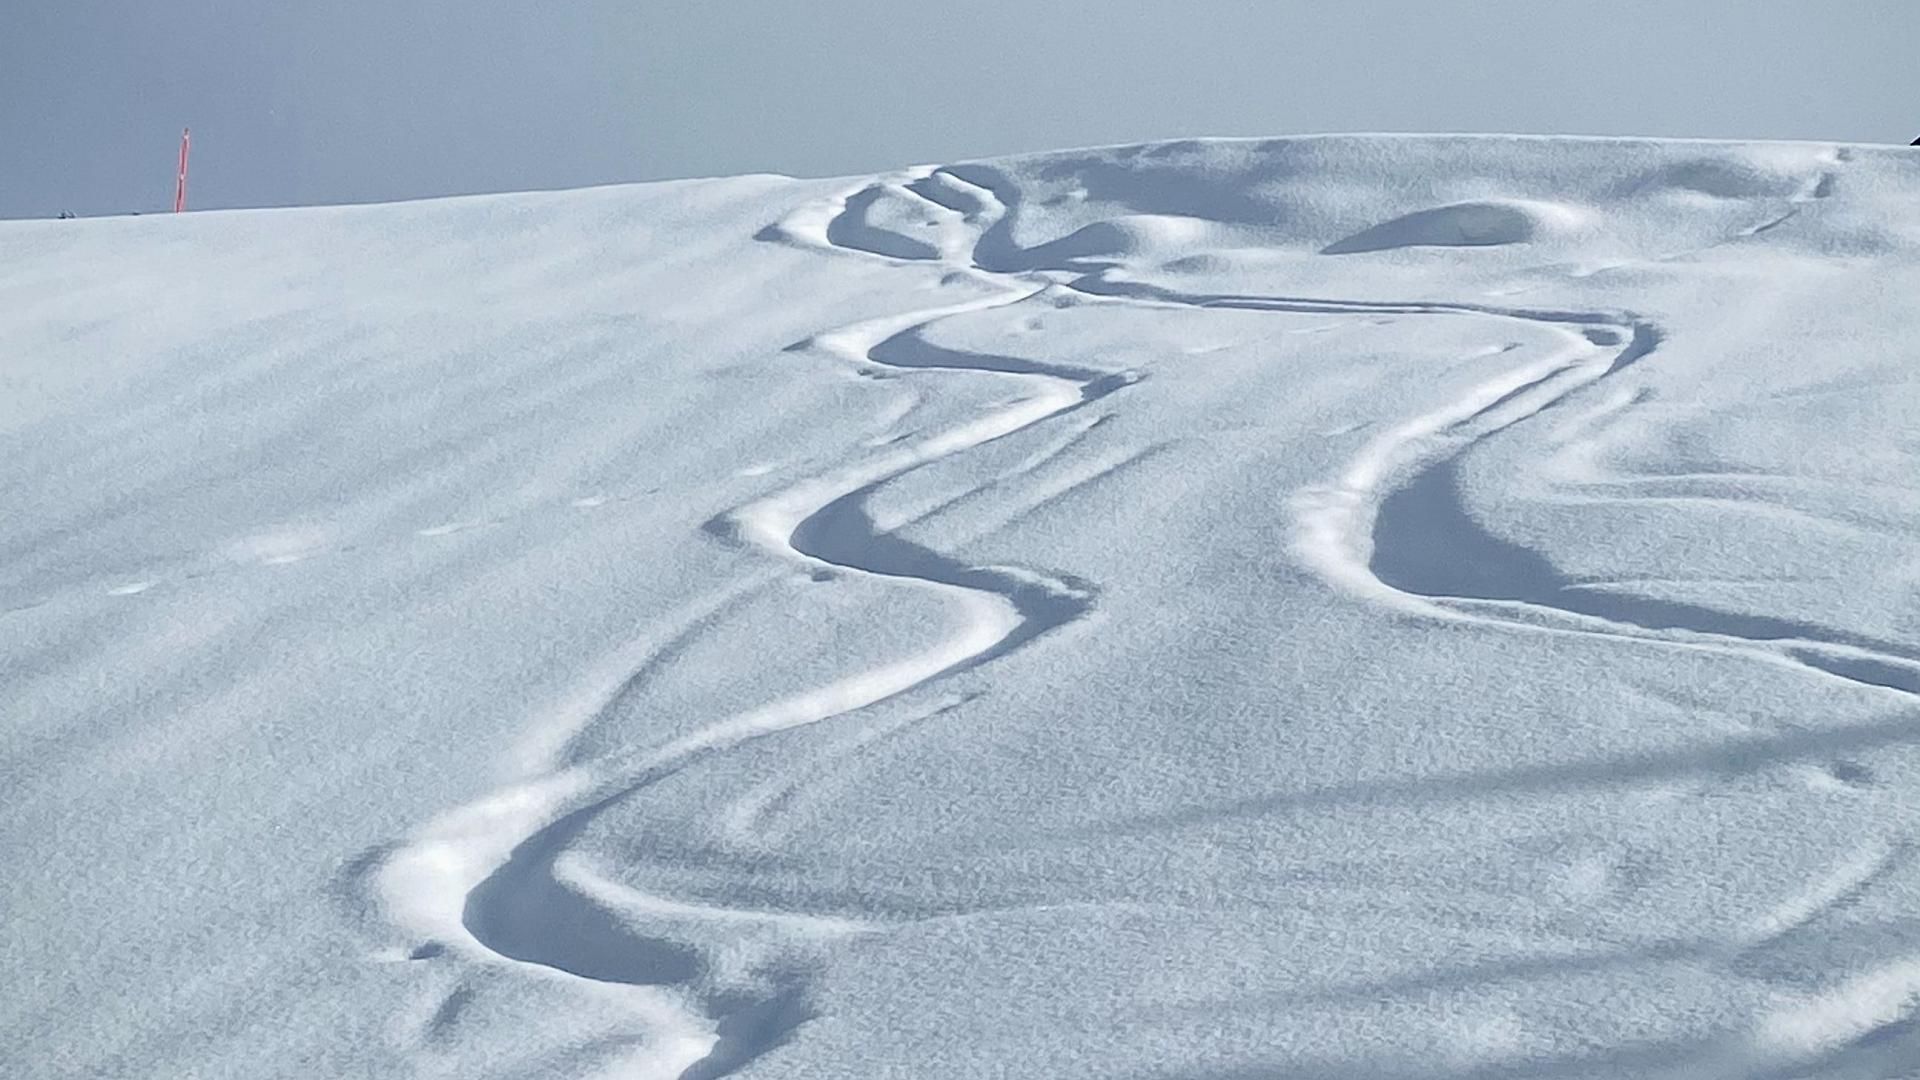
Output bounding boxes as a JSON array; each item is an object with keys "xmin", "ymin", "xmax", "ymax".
[
  {"xmin": 989, "ymin": 212, "xmax": 1220, "ymax": 270},
  {"xmin": 1322, "ymin": 198, "xmax": 1588, "ymax": 253},
  {"xmin": 1621, "ymin": 155, "xmax": 1826, "ymax": 200}
]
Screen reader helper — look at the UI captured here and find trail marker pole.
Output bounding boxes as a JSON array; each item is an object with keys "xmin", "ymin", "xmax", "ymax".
[{"xmin": 174, "ymin": 128, "xmax": 191, "ymax": 213}]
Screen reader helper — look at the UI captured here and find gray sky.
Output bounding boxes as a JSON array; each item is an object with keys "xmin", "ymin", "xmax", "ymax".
[{"xmin": 3, "ymin": 0, "xmax": 1914, "ymax": 219}]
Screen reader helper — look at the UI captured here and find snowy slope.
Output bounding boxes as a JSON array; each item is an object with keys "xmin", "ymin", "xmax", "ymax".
[{"xmin": 6, "ymin": 135, "xmax": 1920, "ymax": 1080}]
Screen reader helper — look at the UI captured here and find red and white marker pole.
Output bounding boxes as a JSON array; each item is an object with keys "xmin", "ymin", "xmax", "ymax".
[{"xmin": 173, "ymin": 128, "xmax": 191, "ymax": 213}]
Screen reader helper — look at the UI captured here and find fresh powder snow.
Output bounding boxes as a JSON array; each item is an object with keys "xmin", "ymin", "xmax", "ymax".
[{"xmin": 6, "ymin": 134, "xmax": 1920, "ymax": 1079}]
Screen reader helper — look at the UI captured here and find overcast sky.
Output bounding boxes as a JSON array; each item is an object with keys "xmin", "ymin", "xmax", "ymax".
[{"xmin": 2, "ymin": 0, "xmax": 1915, "ymax": 219}]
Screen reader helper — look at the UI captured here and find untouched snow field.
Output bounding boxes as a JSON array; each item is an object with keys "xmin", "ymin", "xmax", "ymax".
[{"xmin": 7, "ymin": 135, "xmax": 1920, "ymax": 1079}]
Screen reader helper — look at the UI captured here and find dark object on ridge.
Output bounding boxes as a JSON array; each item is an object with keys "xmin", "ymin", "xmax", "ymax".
[
  {"xmin": 57, "ymin": 210, "xmax": 75, "ymax": 220},
  {"xmin": 1912, "ymin": 136, "xmax": 1920, "ymax": 146}
]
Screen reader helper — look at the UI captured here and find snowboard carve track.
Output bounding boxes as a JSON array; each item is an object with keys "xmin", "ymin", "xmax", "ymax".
[
  {"xmin": 371, "ymin": 170, "xmax": 1128, "ymax": 1079},
  {"xmin": 935, "ymin": 166, "xmax": 1920, "ymax": 705},
  {"xmin": 370, "ymin": 159, "xmax": 1920, "ymax": 1077}
]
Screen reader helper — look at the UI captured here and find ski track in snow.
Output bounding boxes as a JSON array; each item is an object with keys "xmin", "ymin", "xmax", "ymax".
[
  {"xmin": 369, "ymin": 169, "xmax": 1124, "ymax": 1078},
  {"xmin": 369, "ymin": 158, "xmax": 1920, "ymax": 1076}
]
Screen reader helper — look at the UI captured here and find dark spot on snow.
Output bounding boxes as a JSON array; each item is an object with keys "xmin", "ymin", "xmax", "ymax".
[{"xmin": 1825, "ymin": 760, "xmax": 1875, "ymax": 787}]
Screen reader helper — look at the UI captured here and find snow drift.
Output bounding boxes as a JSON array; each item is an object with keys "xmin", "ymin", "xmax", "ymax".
[{"xmin": 6, "ymin": 134, "xmax": 1920, "ymax": 1080}]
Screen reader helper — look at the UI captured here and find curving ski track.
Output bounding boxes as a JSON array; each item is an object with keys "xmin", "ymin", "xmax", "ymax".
[
  {"xmin": 918, "ymin": 163, "xmax": 1920, "ymax": 705},
  {"xmin": 370, "ymin": 170, "xmax": 1128, "ymax": 1078},
  {"xmin": 370, "ymin": 163, "xmax": 1920, "ymax": 1078}
]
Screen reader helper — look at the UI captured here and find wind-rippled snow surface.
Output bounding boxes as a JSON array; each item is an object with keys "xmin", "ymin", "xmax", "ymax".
[{"xmin": 9, "ymin": 135, "xmax": 1920, "ymax": 1079}]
